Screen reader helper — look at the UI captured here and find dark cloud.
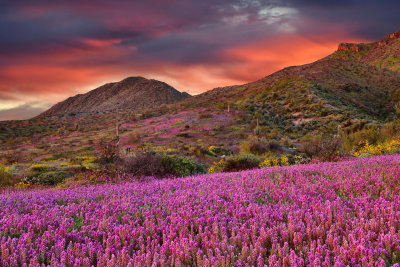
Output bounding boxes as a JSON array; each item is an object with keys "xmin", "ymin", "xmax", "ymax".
[{"xmin": 284, "ymin": 0, "xmax": 400, "ymax": 39}]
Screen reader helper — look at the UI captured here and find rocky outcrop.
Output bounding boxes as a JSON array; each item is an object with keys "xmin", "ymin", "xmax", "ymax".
[
  {"xmin": 378, "ymin": 30, "xmax": 400, "ymax": 46},
  {"xmin": 338, "ymin": 31, "xmax": 400, "ymax": 52},
  {"xmin": 337, "ymin": 43, "xmax": 371, "ymax": 52}
]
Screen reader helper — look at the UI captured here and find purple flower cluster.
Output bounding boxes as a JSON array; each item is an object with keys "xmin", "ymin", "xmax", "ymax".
[{"xmin": 1, "ymin": 155, "xmax": 400, "ymax": 266}]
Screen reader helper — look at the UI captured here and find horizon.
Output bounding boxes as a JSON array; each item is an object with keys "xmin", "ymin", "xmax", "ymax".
[{"xmin": 0, "ymin": 0, "xmax": 399, "ymax": 120}]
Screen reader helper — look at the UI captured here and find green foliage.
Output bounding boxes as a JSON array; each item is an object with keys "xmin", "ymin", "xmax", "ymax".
[
  {"xmin": 223, "ymin": 154, "xmax": 261, "ymax": 172},
  {"xmin": 300, "ymin": 135, "xmax": 342, "ymax": 161},
  {"xmin": 341, "ymin": 126, "xmax": 381, "ymax": 152},
  {"xmin": 122, "ymin": 152, "xmax": 205, "ymax": 178},
  {"xmin": 25, "ymin": 171, "xmax": 71, "ymax": 185},
  {"xmin": 0, "ymin": 169, "xmax": 16, "ymax": 187},
  {"xmin": 161, "ymin": 155, "xmax": 206, "ymax": 177},
  {"xmin": 208, "ymin": 146, "xmax": 233, "ymax": 156},
  {"xmin": 239, "ymin": 138, "xmax": 280, "ymax": 155},
  {"xmin": 2, "ymin": 150, "xmax": 23, "ymax": 164}
]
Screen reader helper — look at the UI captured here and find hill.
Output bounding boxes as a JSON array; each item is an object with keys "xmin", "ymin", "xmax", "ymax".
[
  {"xmin": 1, "ymin": 30, "xmax": 400, "ymax": 170},
  {"xmin": 41, "ymin": 77, "xmax": 191, "ymax": 116},
  {"xmin": 181, "ymin": 30, "xmax": 400, "ymax": 139}
]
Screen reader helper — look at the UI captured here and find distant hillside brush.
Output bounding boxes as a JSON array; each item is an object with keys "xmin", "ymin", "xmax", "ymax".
[{"xmin": 341, "ymin": 126, "xmax": 381, "ymax": 152}]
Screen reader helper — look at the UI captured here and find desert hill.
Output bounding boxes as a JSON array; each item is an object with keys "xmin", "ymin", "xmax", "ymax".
[
  {"xmin": 41, "ymin": 77, "xmax": 191, "ymax": 116},
  {"xmin": 2, "ymin": 30, "xmax": 400, "ymax": 167}
]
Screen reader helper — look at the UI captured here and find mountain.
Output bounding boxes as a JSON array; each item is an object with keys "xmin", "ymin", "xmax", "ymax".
[{"xmin": 41, "ymin": 77, "xmax": 191, "ymax": 116}]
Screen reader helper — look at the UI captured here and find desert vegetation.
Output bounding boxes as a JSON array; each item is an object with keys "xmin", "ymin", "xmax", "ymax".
[{"xmin": 1, "ymin": 106, "xmax": 400, "ymax": 188}]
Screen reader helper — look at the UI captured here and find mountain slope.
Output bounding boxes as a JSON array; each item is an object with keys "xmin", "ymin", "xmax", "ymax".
[
  {"xmin": 171, "ymin": 30, "xmax": 400, "ymax": 142},
  {"xmin": 41, "ymin": 77, "xmax": 191, "ymax": 116},
  {"xmin": 188, "ymin": 31, "xmax": 400, "ymax": 118},
  {"xmin": 336, "ymin": 30, "xmax": 400, "ymax": 73}
]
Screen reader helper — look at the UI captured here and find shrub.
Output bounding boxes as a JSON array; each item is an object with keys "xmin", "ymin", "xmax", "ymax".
[
  {"xmin": 0, "ymin": 168, "xmax": 17, "ymax": 187},
  {"xmin": 222, "ymin": 154, "xmax": 261, "ymax": 172},
  {"xmin": 189, "ymin": 145, "xmax": 214, "ymax": 158},
  {"xmin": 122, "ymin": 153, "xmax": 206, "ymax": 178},
  {"xmin": 300, "ymin": 136, "xmax": 342, "ymax": 161},
  {"xmin": 208, "ymin": 146, "xmax": 233, "ymax": 156},
  {"xmin": 259, "ymin": 154, "xmax": 310, "ymax": 168},
  {"xmin": 96, "ymin": 139, "xmax": 120, "ymax": 165},
  {"xmin": 259, "ymin": 154, "xmax": 290, "ymax": 167},
  {"xmin": 162, "ymin": 155, "xmax": 206, "ymax": 177},
  {"xmin": 208, "ymin": 158, "xmax": 225, "ymax": 173},
  {"xmin": 24, "ymin": 171, "xmax": 71, "ymax": 185},
  {"xmin": 352, "ymin": 139, "xmax": 400, "ymax": 157},
  {"xmin": 127, "ymin": 133, "xmax": 141, "ymax": 144},
  {"xmin": 240, "ymin": 138, "xmax": 282, "ymax": 155},
  {"xmin": 2, "ymin": 150, "xmax": 23, "ymax": 164},
  {"xmin": 122, "ymin": 152, "xmax": 166, "ymax": 177},
  {"xmin": 341, "ymin": 126, "xmax": 381, "ymax": 152}
]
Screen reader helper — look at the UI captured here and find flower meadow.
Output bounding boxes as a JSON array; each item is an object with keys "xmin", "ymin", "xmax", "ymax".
[{"xmin": 1, "ymin": 156, "xmax": 400, "ymax": 266}]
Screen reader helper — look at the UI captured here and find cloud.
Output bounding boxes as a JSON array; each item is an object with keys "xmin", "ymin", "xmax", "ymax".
[{"xmin": 0, "ymin": 0, "xmax": 399, "ymax": 119}]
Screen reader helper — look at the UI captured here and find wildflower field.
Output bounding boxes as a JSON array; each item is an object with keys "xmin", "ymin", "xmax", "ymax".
[{"xmin": 1, "ymin": 155, "xmax": 400, "ymax": 266}]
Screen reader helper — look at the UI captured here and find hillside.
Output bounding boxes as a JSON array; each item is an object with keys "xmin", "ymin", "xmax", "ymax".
[
  {"xmin": 337, "ymin": 30, "xmax": 400, "ymax": 73},
  {"xmin": 1, "ymin": 30, "xmax": 400, "ymax": 170},
  {"xmin": 41, "ymin": 77, "xmax": 191, "ymax": 116},
  {"xmin": 181, "ymin": 30, "xmax": 400, "ymax": 137}
]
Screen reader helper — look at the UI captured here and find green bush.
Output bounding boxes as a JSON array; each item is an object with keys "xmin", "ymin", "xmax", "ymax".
[
  {"xmin": 300, "ymin": 135, "xmax": 342, "ymax": 161},
  {"xmin": 0, "ymin": 169, "xmax": 16, "ymax": 187},
  {"xmin": 122, "ymin": 152, "xmax": 206, "ymax": 178},
  {"xmin": 341, "ymin": 126, "xmax": 381, "ymax": 152},
  {"xmin": 162, "ymin": 155, "xmax": 206, "ymax": 177},
  {"xmin": 223, "ymin": 154, "xmax": 261, "ymax": 172},
  {"xmin": 25, "ymin": 171, "xmax": 71, "ymax": 185},
  {"xmin": 208, "ymin": 146, "xmax": 233, "ymax": 156},
  {"xmin": 240, "ymin": 138, "xmax": 282, "ymax": 155}
]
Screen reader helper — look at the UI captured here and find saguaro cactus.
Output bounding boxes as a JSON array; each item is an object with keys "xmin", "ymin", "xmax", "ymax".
[{"xmin": 115, "ymin": 103, "xmax": 120, "ymax": 146}]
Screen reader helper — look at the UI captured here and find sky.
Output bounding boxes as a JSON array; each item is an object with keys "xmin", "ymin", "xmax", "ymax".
[{"xmin": 0, "ymin": 0, "xmax": 399, "ymax": 120}]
